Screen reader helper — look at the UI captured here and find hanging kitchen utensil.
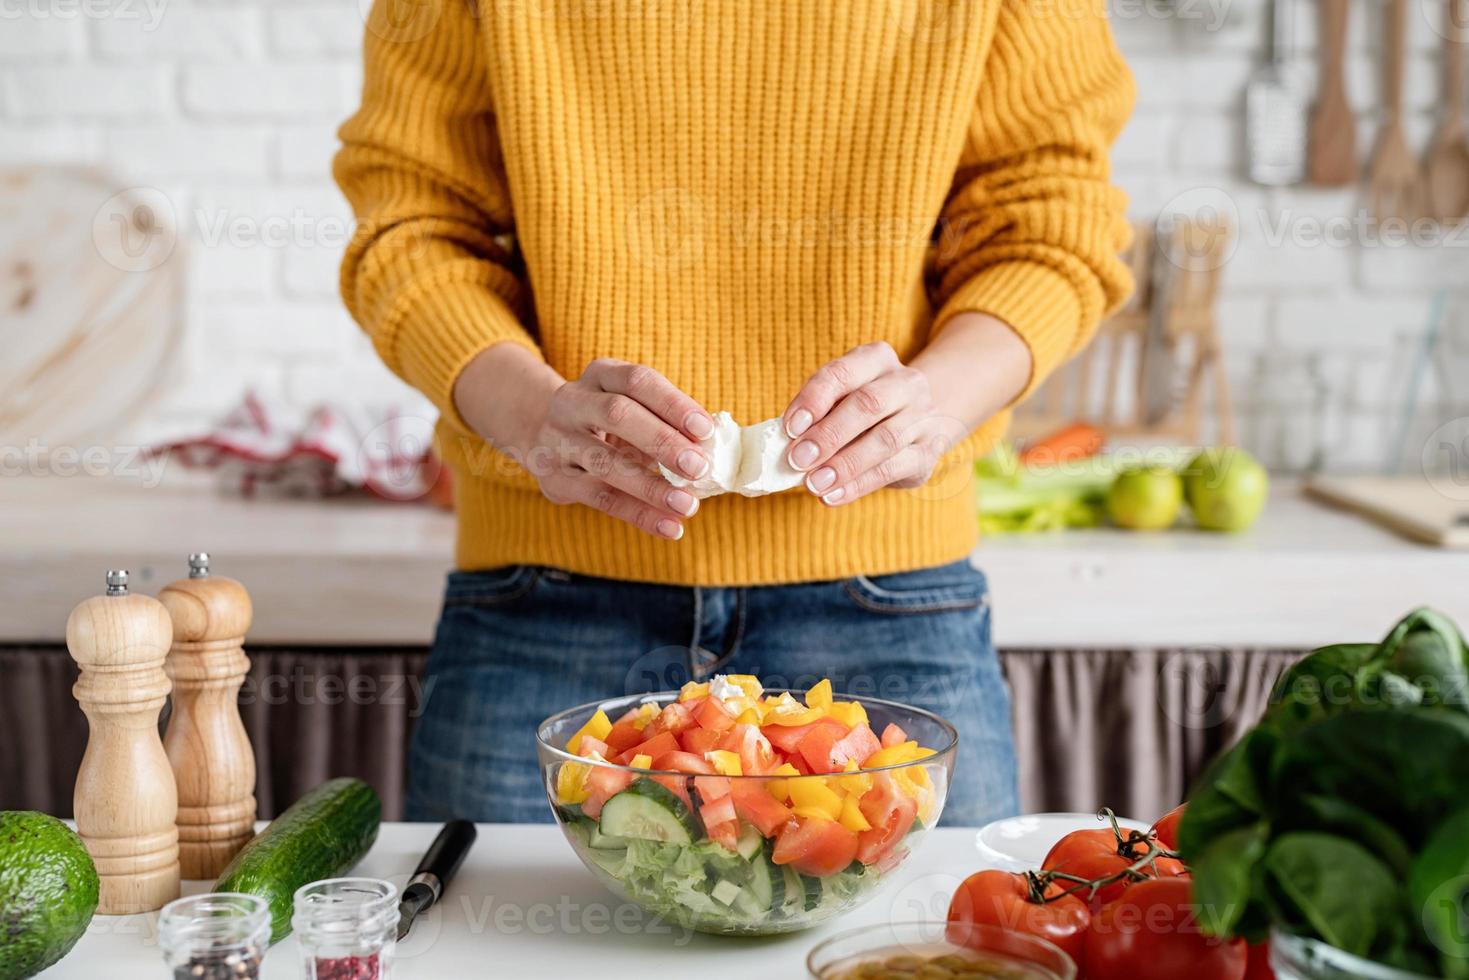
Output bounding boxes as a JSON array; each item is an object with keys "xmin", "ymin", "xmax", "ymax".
[
  {"xmin": 1246, "ymin": 0, "xmax": 1308, "ymax": 185},
  {"xmin": 1139, "ymin": 219, "xmax": 1180, "ymax": 427},
  {"xmin": 1424, "ymin": 0, "xmax": 1469, "ymax": 223},
  {"xmin": 1309, "ymin": 0, "xmax": 1358, "ymax": 186},
  {"xmin": 1369, "ymin": 0, "xmax": 1426, "ymax": 222}
]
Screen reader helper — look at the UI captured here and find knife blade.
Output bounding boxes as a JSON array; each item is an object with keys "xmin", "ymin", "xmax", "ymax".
[{"xmin": 397, "ymin": 819, "xmax": 477, "ymax": 941}]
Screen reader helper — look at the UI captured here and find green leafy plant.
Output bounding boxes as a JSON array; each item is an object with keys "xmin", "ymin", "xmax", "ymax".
[{"xmin": 1181, "ymin": 608, "xmax": 1469, "ymax": 977}]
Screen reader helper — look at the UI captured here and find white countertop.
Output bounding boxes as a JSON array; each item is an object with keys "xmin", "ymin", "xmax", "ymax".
[
  {"xmin": 39, "ymin": 823, "xmax": 978, "ymax": 980},
  {"xmin": 4, "ymin": 474, "xmax": 1465, "ymax": 648}
]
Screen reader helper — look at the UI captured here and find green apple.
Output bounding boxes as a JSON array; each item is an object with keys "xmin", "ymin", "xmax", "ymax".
[
  {"xmin": 1107, "ymin": 466, "xmax": 1184, "ymax": 530},
  {"xmin": 1183, "ymin": 447, "xmax": 1269, "ymax": 532}
]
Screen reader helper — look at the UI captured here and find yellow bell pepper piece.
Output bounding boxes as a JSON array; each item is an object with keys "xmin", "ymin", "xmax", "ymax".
[
  {"xmin": 726, "ymin": 674, "xmax": 763, "ymax": 699},
  {"xmin": 761, "ymin": 692, "xmax": 826, "ymax": 726},
  {"xmin": 679, "ymin": 681, "xmax": 711, "ymax": 702},
  {"xmin": 827, "ymin": 701, "xmax": 868, "ymax": 728},
  {"xmin": 805, "ymin": 678, "xmax": 834, "ymax": 711},
  {"xmin": 863, "ymin": 740, "xmax": 924, "ymax": 769},
  {"xmin": 555, "ymin": 762, "xmax": 591, "ymax": 805},
  {"xmin": 787, "ymin": 777, "xmax": 844, "ymax": 820},
  {"xmin": 707, "ymin": 750, "xmax": 743, "ymax": 776},
  {"xmin": 567, "ymin": 709, "xmax": 612, "ymax": 754},
  {"xmin": 628, "ymin": 754, "xmax": 653, "ymax": 770},
  {"xmin": 832, "ymin": 761, "xmax": 874, "ymax": 798},
  {"xmin": 764, "ymin": 763, "xmax": 801, "ymax": 802},
  {"xmin": 839, "ymin": 793, "xmax": 872, "ymax": 832},
  {"xmin": 736, "ymin": 707, "xmax": 761, "ymax": 726},
  {"xmin": 793, "ymin": 805, "xmax": 838, "ymax": 822}
]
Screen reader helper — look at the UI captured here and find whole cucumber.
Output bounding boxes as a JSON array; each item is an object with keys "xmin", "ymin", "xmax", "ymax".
[{"xmin": 213, "ymin": 778, "xmax": 381, "ymax": 943}]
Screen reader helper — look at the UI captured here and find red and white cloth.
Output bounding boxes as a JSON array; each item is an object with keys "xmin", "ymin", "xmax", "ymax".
[{"xmin": 151, "ymin": 392, "xmax": 444, "ymax": 501}]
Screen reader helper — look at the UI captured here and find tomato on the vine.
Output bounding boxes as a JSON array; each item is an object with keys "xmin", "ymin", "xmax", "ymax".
[
  {"xmin": 1084, "ymin": 878, "xmax": 1247, "ymax": 980},
  {"xmin": 947, "ymin": 870, "xmax": 1091, "ymax": 966},
  {"xmin": 1152, "ymin": 803, "xmax": 1187, "ymax": 851},
  {"xmin": 1244, "ymin": 941, "xmax": 1276, "ymax": 980},
  {"xmin": 1043, "ymin": 825, "xmax": 1188, "ymax": 908}
]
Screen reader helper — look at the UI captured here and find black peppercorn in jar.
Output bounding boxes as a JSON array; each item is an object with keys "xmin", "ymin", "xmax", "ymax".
[{"xmin": 158, "ymin": 893, "xmax": 270, "ymax": 980}]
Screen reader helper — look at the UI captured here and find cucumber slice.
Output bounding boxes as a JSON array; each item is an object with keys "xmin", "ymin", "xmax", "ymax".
[
  {"xmin": 735, "ymin": 824, "xmax": 764, "ymax": 861},
  {"xmin": 584, "ymin": 846, "xmax": 628, "ymax": 876},
  {"xmin": 587, "ymin": 825, "xmax": 627, "ymax": 850},
  {"xmin": 744, "ymin": 851, "xmax": 778, "ymax": 911},
  {"xmin": 802, "ymin": 874, "xmax": 823, "ymax": 912},
  {"xmin": 780, "ymin": 866, "xmax": 805, "ymax": 918},
  {"xmin": 598, "ymin": 780, "xmax": 699, "ymax": 844}
]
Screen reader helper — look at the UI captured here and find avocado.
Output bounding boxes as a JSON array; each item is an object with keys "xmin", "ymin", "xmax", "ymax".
[{"xmin": 0, "ymin": 811, "xmax": 99, "ymax": 980}]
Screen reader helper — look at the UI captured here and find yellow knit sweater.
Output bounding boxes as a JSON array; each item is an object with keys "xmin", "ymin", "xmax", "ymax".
[{"xmin": 336, "ymin": 0, "xmax": 1135, "ymax": 586}]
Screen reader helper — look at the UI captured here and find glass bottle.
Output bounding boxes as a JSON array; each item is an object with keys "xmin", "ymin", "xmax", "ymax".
[
  {"xmin": 293, "ymin": 878, "xmax": 398, "ymax": 980},
  {"xmin": 158, "ymin": 893, "xmax": 270, "ymax": 980}
]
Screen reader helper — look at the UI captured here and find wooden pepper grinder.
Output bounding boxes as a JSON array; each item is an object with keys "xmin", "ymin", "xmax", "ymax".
[
  {"xmin": 160, "ymin": 553, "xmax": 257, "ymax": 880},
  {"xmin": 66, "ymin": 569, "xmax": 181, "ymax": 913}
]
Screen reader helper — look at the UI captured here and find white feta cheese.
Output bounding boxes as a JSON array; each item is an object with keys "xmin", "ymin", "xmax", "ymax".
[
  {"xmin": 660, "ymin": 410, "xmax": 741, "ymax": 498},
  {"xmin": 735, "ymin": 417, "xmax": 804, "ymax": 497}
]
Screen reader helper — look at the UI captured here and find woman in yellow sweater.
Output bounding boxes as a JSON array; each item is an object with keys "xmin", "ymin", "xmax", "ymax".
[{"xmin": 337, "ymin": 0, "xmax": 1134, "ymax": 825}]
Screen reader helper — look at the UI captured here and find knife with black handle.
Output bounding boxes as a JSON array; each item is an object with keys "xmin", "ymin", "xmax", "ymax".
[{"xmin": 397, "ymin": 820, "xmax": 477, "ymax": 940}]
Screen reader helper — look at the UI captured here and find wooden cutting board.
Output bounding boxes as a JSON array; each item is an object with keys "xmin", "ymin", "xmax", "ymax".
[{"xmin": 1306, "ymin": 475, "xmax": 1469, "ymax": 548}]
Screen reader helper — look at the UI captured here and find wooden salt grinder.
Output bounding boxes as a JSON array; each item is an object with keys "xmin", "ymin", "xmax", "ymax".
[
  {"xmin": 66, "ymin": 569, "xmax": 181, "ymax": 913},
  {"xmin": 159, "ymin": 553, "xmax": 257, "ymax": 880}
]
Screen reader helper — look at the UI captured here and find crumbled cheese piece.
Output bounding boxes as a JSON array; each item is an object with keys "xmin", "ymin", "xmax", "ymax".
[{"xmin": 660, "ymin": 413, "xmax": 804, "ymax": 498}]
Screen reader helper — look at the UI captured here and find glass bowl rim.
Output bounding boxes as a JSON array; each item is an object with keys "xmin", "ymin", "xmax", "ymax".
[
  {"xmin": 1269, "ymin": 929, "xmax": 1439, "ymax": 980},
  {"xmin": 805, "ymin": 918, "xmax": 1076, "ymax": 979},
  {"xmin": 536, "ymin": 688, "xmax": 958, "ymax": 778}
]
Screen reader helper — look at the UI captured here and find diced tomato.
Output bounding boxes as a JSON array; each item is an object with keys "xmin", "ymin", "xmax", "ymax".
[
  {"xmin": 605, "ymin": 717, "xmax": 647, "ymax": 756},
  {"xmin": 649, "ymin": 702, "xmax": 694, "ymax": 736},
  {"xmin": 707, "ymin": 818, "xmax": 740, "ymax": 850},
  {"xmin": 879, "ymin": 723, "xmax": 908, "ymax": 749},
  {"xmin": 678, "ymin": 726, "xmax": 723, "ymax": 755},
  {"xmin": 772, "ymin": 816, "xmax": 860, "ymax": 877},
  {"xmin": 694, "ymin": 775, "xmax": 732, "ymax": 800},
  {"xmin": 681, "ymin": 695, "xmax": 709, "ymax": 712},
  {"xmin": 650, "ymin": 774, "xmax": 694, "ymax": 810},
  {"xmin": 798, "ymin": 725, "xmax": 846, "ymax": 774},
  {"xmin": 702, "ymin": 792, "xmax": 737, "ymax": 827},
  {"xmin": 762, "ymin": 717, "xmax": 846, "ymax": 756},
  {"xmin": 855, "ymin": 773, "xmax": 918, "ymax": 865},
  {"xmin": 785, "ymin": 753, "xmax": 813, "ymax": 775},
  {"xmin": 618, "ymin": 730, "xmax": 679, "ymax": 764},
  {"xmin": 731, "ymin": 779, "xmax": 795, "ymax": 836},
  {"xmin": 581, "ymin": 765, "xmax": 635, "ymax": 819},
  {"xmin": 693, "ymin": 697, "xmax": 737, "ymax": 732},
  {"xmin": 651, "ymin": 750, "xmax": 715, "ymax": 774},
  {"xmin": 577, "ymin": 735, "xmax": 610, "ymax": 759},
  {"xmin": 729, "ymin": 724, "xmax": 776, "ymax": 775},
  {"xmin": 829, "ymin": 723, "xmax": 882, "ymax": 769}
]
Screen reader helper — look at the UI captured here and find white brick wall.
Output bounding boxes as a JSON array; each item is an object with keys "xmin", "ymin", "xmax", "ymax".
[{"xmin": 2, "ymin": 0, "xmax": 1463, "ymax": 471}]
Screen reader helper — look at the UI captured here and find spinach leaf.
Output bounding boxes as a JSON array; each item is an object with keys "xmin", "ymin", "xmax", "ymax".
[
  {"xmin": 1263, "ymin": 833, "xmax": 1402, "ymax": 958},
  {"xmin": 1188, "ymin": 821, "xmax": 1269, "ymax": 939},
  {"xmin": 1381, "ymin": 609, "xmax": 1469, "ymax": 713},
  {"xmin": 1267, "ymin": 642, "xmax": 1381, "ymax": 727},
  {"xmin": 1410, "ymin": 804, "xmax": 1469, "ymax": 978},
  {"xmin": 1293, "ymin": 793, "xmax": 1414, "ymax": 877}
]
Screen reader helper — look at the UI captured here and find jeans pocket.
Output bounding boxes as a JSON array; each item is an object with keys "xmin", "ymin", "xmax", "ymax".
[
  {"xmin": 841, "ymin": 560, "xmax": 990, "ymax": 616},
  {"xmin": 442, "ymin": 565, "xmax": 542, "ymax": 608}
]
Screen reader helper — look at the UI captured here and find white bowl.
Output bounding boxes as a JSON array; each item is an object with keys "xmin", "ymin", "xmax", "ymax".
[{"xmin": 974, "ymin": 812, "xmax": 1151, "ymax": 872}]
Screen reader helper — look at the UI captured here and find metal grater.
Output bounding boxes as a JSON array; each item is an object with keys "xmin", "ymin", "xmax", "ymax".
[{"xmin": 1246, "ymin": 0, "xmax": 1308, "ymax": 185}]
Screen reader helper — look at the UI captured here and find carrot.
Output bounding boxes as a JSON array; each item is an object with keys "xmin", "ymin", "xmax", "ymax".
[{"xmin": 1018, "ymin": 423, "xmax": 1105, "ymax": 467}]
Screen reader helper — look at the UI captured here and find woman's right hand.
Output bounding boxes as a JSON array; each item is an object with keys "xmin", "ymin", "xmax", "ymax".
[{"xmin": 455, "ymin": 345, "xmax": 713, "ymax": 540}]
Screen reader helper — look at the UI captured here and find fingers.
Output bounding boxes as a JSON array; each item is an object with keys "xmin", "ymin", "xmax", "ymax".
[
  {"xmin": 787, "ymin": 364, "xmax": 930, "ymax": 474},
  {"xmin": 588, "ymin": 359, "xmax": 716, "ymax": 441},
  {"xmin": 802, "ymin": 409, "xmax": 922, "ymax": 497},
  {"xmin": 560, "ymin": 432, "xmax": 701, "ymax": 520},
  {"xmin": 541, "ymin": 468, "xmax": 690, "ymax": 540},
  {"xmin": 782, "ymin": 342, "xmax": 900, "ymax": 441},
  {"xmin": 553, "ymin": 379, "xmax": 711, "ymax": 482},
  {"xmin": 816, "ymin": 439, "xmax": 940, "ymax": 507}
]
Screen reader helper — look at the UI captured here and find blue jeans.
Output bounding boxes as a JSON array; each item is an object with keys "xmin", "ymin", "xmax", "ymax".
[{"xmin": 405, "ymin": 560, "xmax": 1019, "ymax": 826}]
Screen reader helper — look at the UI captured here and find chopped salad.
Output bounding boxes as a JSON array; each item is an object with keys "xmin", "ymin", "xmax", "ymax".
[{"xmin": 551, "ymin": 676, "xmax": 945, "ymax": 933}]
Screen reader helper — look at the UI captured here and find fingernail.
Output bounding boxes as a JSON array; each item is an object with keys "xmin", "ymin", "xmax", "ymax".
[
  {"xmin": 786, "ymin": 409, "xmax": 813, "ymax": 438},
  {"xmin": 657, "ymin": 519, "xmax": 684, "ymax": 540},
  {"xmin": 678, "ymin": 449, "xmax": 709, "ymax": 478},
  {"xmin": 789, "ymin": 441, "xmax": 819, "ymax": 470},
  {"xmin": 807, "ymin": 467, "xmax": 836, "ymax": 493},
  {"xmin": 685, "ymin": 412, "xmax": 714, "ymax": 439},
  {"xmin": 822, "ymin": 488, "xmax": 846, "ymax": 505},
  {"xmin": 667, "ymin": 489, "xmax": 698, "ymax": 517}
]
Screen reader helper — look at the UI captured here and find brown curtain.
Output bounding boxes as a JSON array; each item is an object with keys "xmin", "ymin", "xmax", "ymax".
[{"xmin": 2, "ymin": 645, "xmax": 1299, "ymax": 822}]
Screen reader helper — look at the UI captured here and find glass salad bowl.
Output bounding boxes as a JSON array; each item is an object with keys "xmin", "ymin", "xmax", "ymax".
[{"xmin": 536, "ymin": 680, "xmax": 958, "ymax": 936}]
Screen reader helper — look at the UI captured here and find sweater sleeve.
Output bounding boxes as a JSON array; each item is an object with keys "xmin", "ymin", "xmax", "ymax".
[
  {"xmin": 334, "ymin": 0, "xmax": 542, "ymax": 434},
  {"xmin": 930, "ymin": 0, "xmax": 1137, "ymax": 401}
]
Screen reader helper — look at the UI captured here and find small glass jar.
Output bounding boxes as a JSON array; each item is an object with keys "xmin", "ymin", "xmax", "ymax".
[
  {"xmin": 158, "ymin": 893, "xmax": 270, "ymax": 980},
  {"xmin": 1271, "ymin": 931, "xmax": 1437, "ymax": 980},
  {"xmin": 292, "ymin": 878, "xmax": 398, "ymax": 980}
]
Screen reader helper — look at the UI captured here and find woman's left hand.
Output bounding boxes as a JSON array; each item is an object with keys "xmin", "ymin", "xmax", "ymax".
[{"xmin": 781, "ymin": 341, "xmax": 949, "ymax": 506}]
